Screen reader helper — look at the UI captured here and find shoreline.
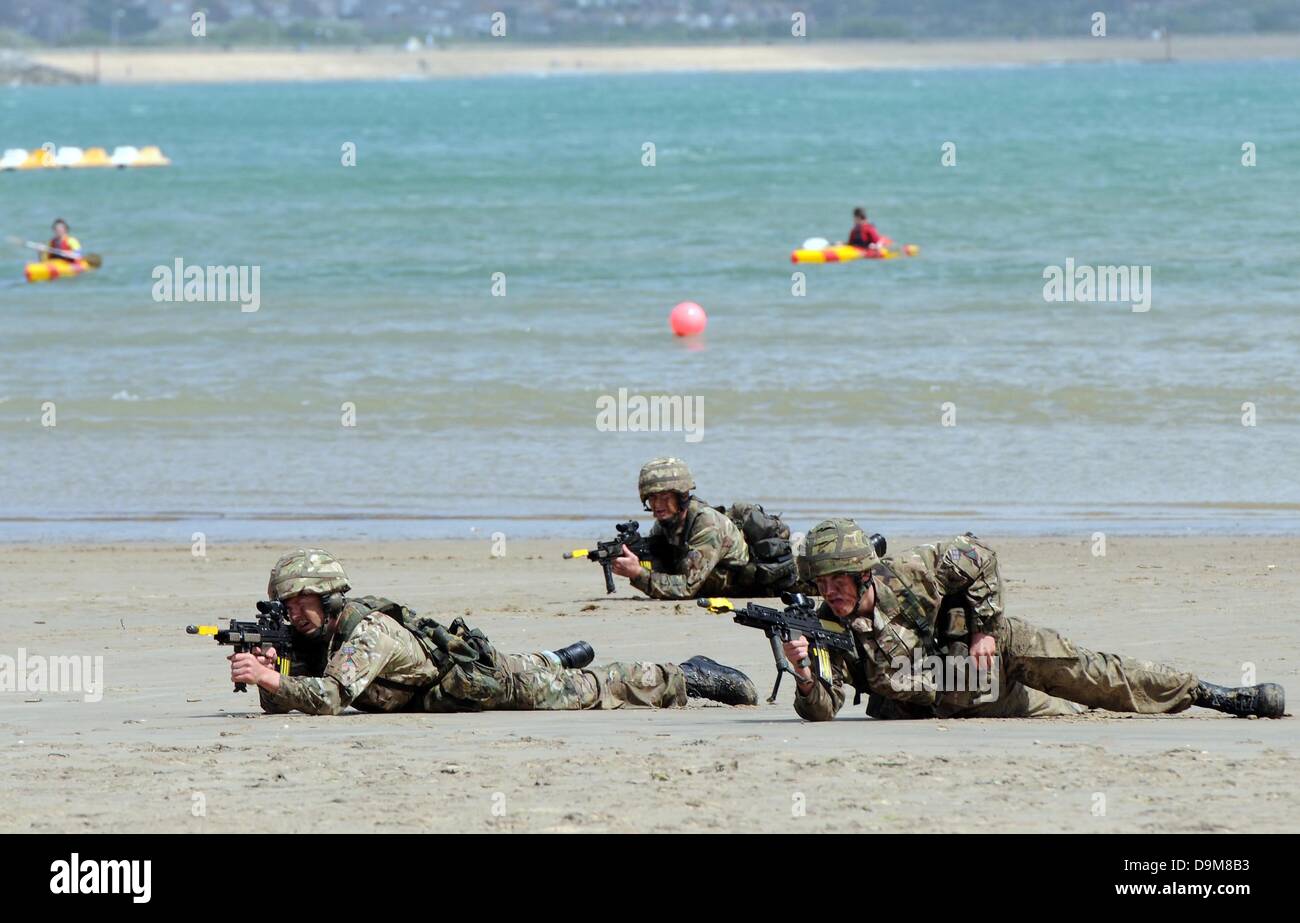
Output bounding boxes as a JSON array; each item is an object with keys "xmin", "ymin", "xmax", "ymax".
[
  {"xmin": 5, "ymin": 499, "xmax": 1300, "ymax": 543},
  {"xmin": 6, "ymin": 524, "xmax": 1300, "ymax": 544},
  {"xmin": 6, "ymin": 526, "xmax": 1300, "ymax": 544},
  {"xmin": 27, "ymin": 35, "xmax": 1300, "ymax": 84}
]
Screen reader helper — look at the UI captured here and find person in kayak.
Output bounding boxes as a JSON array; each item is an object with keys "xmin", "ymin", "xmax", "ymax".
[
  {"xmin": 43, "ymin": 219, "xmax": 82, "ymax": 263},
  {"xmin": 844, "ymin": 207, "xmax": 884, "ymax": 250}
]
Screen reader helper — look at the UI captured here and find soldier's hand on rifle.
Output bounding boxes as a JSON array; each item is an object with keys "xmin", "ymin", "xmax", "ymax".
[
  {"xmin": 253, "ymin": 645, "xmax": 278, "ymax": 669},
  {"xmin": 970, "ymin": 632, "xmax": 998, "ymax": 672},
  {"xmin": 783, "ymin": 637, "xmax": 815, "ymax": 690},
  {"xmin": 229, "ymin": 649, "xmax": 278, "ymax": 690},
  {"xmin": 610, "ymin": 544, "xmax": 642, "ymax": 579}
]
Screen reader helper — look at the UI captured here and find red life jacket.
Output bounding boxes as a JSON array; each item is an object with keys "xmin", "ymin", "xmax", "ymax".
[{"xmin": 47, "ymin": 235, "xmax": 81, "ymax": 262}]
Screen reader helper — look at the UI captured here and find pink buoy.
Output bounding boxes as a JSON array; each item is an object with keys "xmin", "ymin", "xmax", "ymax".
[{"xmin": 669, "ymin": 301, "xmax": 707, "ymax": 337}]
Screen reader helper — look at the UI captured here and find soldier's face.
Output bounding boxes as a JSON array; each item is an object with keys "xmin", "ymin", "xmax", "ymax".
[
  {"xmin": 646, "ymin": 491, "xmax": 682, "ymax": 522},
  {"xmin": 817, "ymin": 574, "xmax": 862, "ymax": 618},
  {"xmin": 285, "ymin": 593, "xmax": 326, "ymax": 633}
]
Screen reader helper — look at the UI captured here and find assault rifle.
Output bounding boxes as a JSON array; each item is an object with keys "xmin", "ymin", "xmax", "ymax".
[
  {"xmin": 698, "ymin": 591, "xmax": 855, "ymax": 703},
  {"xmin": 563, "ymin": 520, "xmax": 657, "ymax": 594},
  {"xmin": 186, "ymin": 599, "xmax": 296, "ymax": 692}
]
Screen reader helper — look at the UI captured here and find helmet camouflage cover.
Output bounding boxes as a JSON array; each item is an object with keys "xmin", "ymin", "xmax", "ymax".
[
  {"xmin": 638, "ymin": 457, "xmax": 695, "ymax": 502},
  {"xmin": 804, "ymin": 519, "xmax": 880, "ymax": 579},
  {"xmin": 267, "ymin": 548, "xmax": 350, "ymax": 600}
]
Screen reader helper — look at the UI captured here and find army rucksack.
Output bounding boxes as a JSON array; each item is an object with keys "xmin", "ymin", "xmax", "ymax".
[
  {"xmin": 714, "ymin": 501, "xmax": 799, "ymax": 590},
  {"xmin": 338, "ymin": 595, "xmax": 506, "ymax": 709}
]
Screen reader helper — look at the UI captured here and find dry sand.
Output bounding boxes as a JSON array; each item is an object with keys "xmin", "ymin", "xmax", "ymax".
[
  {"xmin": 1, "ymin": 535, "xmax": 1297, "ymax": 833},
  {"xmin": 32, "ymin": 35, "xmax": 1300, "ymax": 84}
]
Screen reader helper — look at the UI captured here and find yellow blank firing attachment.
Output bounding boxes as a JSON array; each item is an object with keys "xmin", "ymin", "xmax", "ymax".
[
  {"xmin": 563, "ymin": 549, "xmax": 591, "ymax": 560},
  {"xmin": 188, "ymin": 625, "xmax": 218, "ymax": 636},
  {"xmin": 696, "ymin": 597, "xmax": 735, "ymax": 614}
]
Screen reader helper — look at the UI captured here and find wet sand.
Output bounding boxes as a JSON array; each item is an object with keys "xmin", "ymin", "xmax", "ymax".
[{"xmin": 1, "ymin": 536, "xmax": 1296, "ymax": 832}]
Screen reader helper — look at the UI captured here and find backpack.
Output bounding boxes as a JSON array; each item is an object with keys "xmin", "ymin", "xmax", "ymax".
[
  {"xmin": 714, "ymin": 501, "xmax": 798, "ymax": 589},
  {"xmin": 339, "ymin": 595, "xmax": 505, "ymax": 709}
]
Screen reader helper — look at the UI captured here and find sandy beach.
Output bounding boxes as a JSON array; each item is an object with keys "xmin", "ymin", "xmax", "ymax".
[
  {"xmin": 1, "ymin": 535, "xmax": 1295, "ymax": 833},
  {"xmin": 29, "ymin": 35, "xmax": 1300, "ymax": 84}
]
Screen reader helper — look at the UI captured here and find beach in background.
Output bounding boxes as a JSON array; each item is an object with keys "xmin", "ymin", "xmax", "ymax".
[{"xmin": 28, "ymin": 35, "xmax": 1300, "ymax": 83}]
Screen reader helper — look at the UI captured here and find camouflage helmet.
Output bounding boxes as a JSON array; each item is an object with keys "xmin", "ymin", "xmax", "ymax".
[
  {"xmin": 267, "ymin": 548, "xmax": 350, "ymax": 601},
  {"xmin": 638, "ymin": 457, "xmax": 694, "ymax": 502},
  {"xmin": 804, "ymin": 519, "xmax": 881, "ymax": 579}
]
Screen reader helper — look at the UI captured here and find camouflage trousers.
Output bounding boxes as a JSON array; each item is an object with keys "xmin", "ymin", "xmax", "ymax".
[
  {"xmin": 871, "ymin": 616, "xmax": 1199, "ymax": 719},
  {"xmin": 696, "ymin": 568, "xmax": 758, "ymax": 598},
  {"xmin": 422, "ymin": 646, "xmax": 687, "ymax": 712},
  {"xmin": 693, "ymin": 565, "xmax": 806, "ymax": 600},
  {"xmin": 868, "ymin": 682, "xmax": 1084, "ymax": 719},
  {"xmin": 952, "ymin": 616, "xmax": 1197, "ymax": 717}
]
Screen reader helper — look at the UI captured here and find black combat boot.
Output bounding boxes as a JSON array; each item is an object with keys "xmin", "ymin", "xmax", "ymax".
[
  {"xmin": 546, "ymin": 641, "xmax": 595, "ymax": 670},
  {"xmin": 679, "ymin": 655, "xmax": 759, "ymax": 706},
  {"xmin": 1193, "ymin": 681, "xmax": 1285, "ymax": 718}
]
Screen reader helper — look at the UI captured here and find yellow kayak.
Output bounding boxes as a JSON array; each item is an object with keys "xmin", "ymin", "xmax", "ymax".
[
  {"xmin": 791, "ymin": 243, "xmax": 920, "ymax": 264},
  {"xmin": 25, "ymin": 259, "xmax": 95, "ymax": 283}
]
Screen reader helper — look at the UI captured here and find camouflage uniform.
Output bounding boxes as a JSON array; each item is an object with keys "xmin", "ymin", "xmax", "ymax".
[
  {"xmin": 795, "ymin": 530, "xmax": 1200, "ymax": 721},
  {"xmin": 629, "ymin": 496, "xmax": 756, "ymax": 599},
  {"xmin": 261, "ymin": 598, "xmax": 686, "ymax": 716}
]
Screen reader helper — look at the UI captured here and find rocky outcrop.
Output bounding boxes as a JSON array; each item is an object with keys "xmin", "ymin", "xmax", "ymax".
[{"xmin": 0, "ymin": 51, "xmax": 92, "ymax": 85}]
